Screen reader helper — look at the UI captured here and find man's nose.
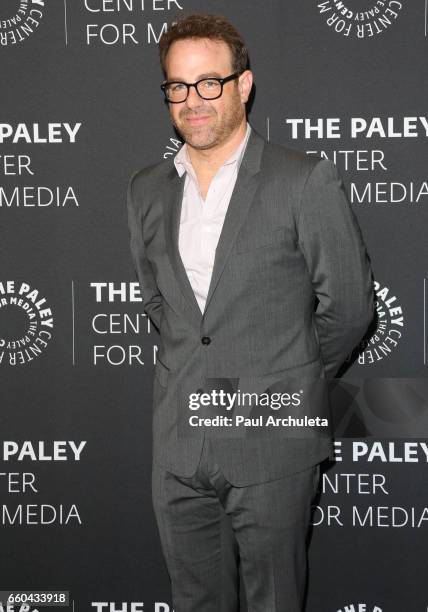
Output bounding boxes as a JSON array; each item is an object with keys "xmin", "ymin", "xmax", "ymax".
[{"xmin": 185, "ymin": 85, "xmax": 204, "ymax": 109}]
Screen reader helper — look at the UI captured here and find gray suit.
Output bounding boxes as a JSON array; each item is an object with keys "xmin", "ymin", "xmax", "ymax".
[
  {"xmin": 127, "ymin": 128, "xmax": 374, "ymax": 483},
  {"xmin": 127, "ymin": 127, "xmax": 374, "ymax": 610}
]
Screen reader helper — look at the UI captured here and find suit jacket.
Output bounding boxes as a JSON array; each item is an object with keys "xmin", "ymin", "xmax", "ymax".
[{"xmin": 127, "ymin": 127, "xmax": 375, "ymax": 485}]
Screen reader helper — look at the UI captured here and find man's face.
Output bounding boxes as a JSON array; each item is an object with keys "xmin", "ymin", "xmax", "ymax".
[{"xmin": 164, "ymin": 37, "xmax": 252, "ymax": 150}]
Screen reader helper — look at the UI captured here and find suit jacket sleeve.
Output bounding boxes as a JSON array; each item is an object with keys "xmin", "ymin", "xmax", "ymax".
[
  {"xmin": 126, "ymin": 171, "xmax": 163, "ymax": 332},
  {"xmin": 297, "ymin": 158, "xmax": 375, "ymax": 378}
]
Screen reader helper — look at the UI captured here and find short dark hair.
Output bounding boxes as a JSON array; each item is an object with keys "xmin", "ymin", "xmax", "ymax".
[{"xmin": 159, "ymin": 13, "xmax": 249, "ymax": 76}]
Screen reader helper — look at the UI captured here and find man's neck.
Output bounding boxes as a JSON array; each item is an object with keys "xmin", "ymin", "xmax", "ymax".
[{"xmin": 186, "ymin": 120, "xmax": 248, "ymax": 178}]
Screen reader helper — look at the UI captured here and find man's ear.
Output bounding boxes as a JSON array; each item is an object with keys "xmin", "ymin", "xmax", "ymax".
[{"xmin": 238, "ymin": 70, "xmax": 253, "ymax": 103}]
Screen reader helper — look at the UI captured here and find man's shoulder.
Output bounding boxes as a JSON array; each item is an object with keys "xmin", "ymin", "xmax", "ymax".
[
  {"xmin": 261, "ymin": 139, "xmax": 323, "ymax": 184},
  {"xmin": 128, "ymin": 156, "xmax": 175, "ymax": 192}
]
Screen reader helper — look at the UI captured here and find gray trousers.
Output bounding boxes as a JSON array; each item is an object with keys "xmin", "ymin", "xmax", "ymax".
[{"xmin": 152, "ymin": 438, "xmax": 320, "ymax": 612}]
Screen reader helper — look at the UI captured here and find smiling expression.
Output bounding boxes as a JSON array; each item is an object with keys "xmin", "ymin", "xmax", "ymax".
[{"xmin": 164, "ymin": 37, "xmax": 252, "ymax": 150}]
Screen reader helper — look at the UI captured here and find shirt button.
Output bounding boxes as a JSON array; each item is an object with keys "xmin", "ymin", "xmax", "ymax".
[{"xmin": 201, "ymin": 336, "xmax": 211, "ymax": 345}]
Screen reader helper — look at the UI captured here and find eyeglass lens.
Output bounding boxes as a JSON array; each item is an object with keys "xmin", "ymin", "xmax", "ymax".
[{"xmin": 165, "ymin": 79, "xmax": 222, "ymax": 102}]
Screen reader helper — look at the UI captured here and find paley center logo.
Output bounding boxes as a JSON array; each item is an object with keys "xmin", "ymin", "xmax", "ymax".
[
  {"xmin": 163, "ymin": 136, "xmax": 182, "ymax": 159},
  {"xmin": 336, "ymin": 604, "xmax": 382, "ymax": 611},
  {"xmin": 356, "ymin": 280, "xmax": 404, "ymax": 365},
  {"xmin": 0, "ymin": 0, "xmax": 46, "ymax": 46},
  {"xmin": 0, "ymin": 607, "xmax": 39, "ymax": 612},
  {"xmin": 0, "ymin": 281, "xmax": 54, "ymax": 365},
  {"xmin": 316, "ymin": 0, "xmax": 403, "ymax": 39},
  {"xmin": 0, "ymin": 603, "xmax": 39, "ymax": 612}
]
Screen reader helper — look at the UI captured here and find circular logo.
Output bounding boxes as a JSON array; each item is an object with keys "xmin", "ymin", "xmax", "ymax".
[
  {"xmin": 0, "ymin": 280, "xmax": 54, "ymax": 365},
  {"xmin": 163, "ymin": 136, "xmax": 182, "ymax": 159},
  {"xmin": 356, "ymin": 280, "xmax": 404, "ymax": 366},
  {"xmin": 0, "ymin": 0, "xmax": 46, "ymax": 47},
  {"xmin": 316, "ymin": 0, "xmax": 403, "ymax": 39},
  {"xmin": 337, "ymin": 605, "xmax": 382, "ymax": 612},
  {"xmin": 6, "ymin": 607, "xmax": 39, "ymax": 612}
]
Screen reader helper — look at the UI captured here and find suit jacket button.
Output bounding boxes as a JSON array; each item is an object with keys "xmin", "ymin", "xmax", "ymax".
[{"xmin": 201, "ymin": 336, "xmax": 211, "ymax": 345}]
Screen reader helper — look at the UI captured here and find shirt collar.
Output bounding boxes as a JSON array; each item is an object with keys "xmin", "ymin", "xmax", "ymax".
[{"xmin": 174, "ymin": 122, "xmax": 252, "ymax": 178}]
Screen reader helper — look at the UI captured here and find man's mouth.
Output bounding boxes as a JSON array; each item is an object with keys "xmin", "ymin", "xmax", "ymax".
[{"xmin": 184, "ymin": 115, "xmax": 212, "ymax": 125}]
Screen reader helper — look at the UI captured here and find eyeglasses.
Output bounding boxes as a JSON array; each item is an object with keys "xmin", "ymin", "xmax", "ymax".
[{"xmin": 160, "ymin": 72, "xmax": 241, "ymax": 103}]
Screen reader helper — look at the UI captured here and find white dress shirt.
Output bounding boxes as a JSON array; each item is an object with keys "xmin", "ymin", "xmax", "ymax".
[{"xmin": 174, "ymin": 122, "xmax": 252, "ymax": 313}]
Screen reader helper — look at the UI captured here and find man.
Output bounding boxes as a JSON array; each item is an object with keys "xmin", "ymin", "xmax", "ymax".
[{"xmin": 127, "ymin": 13, "xmax": 374, "ymax": 612}]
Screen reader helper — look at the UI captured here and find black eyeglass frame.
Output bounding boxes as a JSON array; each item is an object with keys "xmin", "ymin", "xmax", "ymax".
[{"xmin": 160, "ymin": 72, "xmax": 241, "ymax": 103}]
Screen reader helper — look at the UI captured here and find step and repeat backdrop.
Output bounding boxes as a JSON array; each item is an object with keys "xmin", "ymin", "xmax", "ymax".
[{"xmin": 1, "ymin": 1, "xmax": 428, "ymax": 611}]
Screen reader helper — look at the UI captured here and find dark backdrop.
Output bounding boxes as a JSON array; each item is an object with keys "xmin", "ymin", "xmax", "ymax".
[{"xmin": 1, "ymin": 1, "xmax": 427, "ymax": 611}]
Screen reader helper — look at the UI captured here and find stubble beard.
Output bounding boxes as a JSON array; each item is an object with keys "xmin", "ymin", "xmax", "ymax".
[{"xmin": 171, "ymin": 90, "xmax": 245, "ymax": 150}]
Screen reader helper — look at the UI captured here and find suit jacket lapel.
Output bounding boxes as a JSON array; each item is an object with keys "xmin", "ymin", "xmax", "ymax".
[
  {"xmin": 163, "ymin": 171, "xmax": 203, "ymax": 324},
  {"xmin": 163, "ymin": 128, "xmax": 265, "ymax": 325},
  {"xmin": 204, "ymin": 129, "xmax": 265, "ymax": 313}
]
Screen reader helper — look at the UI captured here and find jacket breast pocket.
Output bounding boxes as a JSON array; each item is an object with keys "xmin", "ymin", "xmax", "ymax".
[{"xmin": 235, "ymin": 226, "xmax": 291, "ymax": 254}]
